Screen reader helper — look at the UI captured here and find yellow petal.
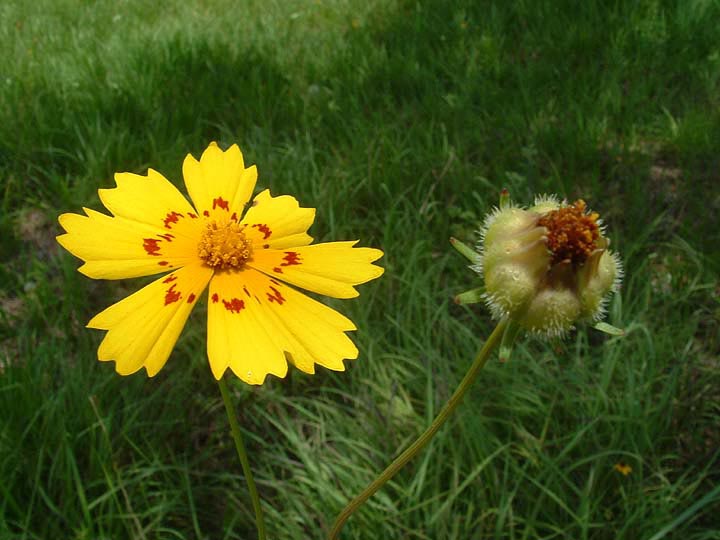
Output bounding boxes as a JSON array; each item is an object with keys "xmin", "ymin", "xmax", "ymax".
[
  {"xmin": 206, "ymin": 269, "xmax": 288, "ymax": 384},
  {"xmin": 247, "ymin": 271, "xmax": 358, "ymax": 373},
  {"xmin": 248, "ymin": 241, "xmax": 384, "ymax": 298},
  {"xmin": 240, "ymin": 189, "xmax": 315, "ymax": 249},
  {"xmin": 88, "ymin": 263, "xmax": 213, "ymax": 377},
  {"xmin": 99, "ymin": 168, "xmax": 198, "ymax": 236},
  {"xmin": 182, "ymin": 142, "xmax": 257, "ymax": 221},
  {"xmin": 206, "ymin": 268, "xmax": 358, "ymax": 383},
  {"xmin": 57, "ymin": 207, "xmax": 202, "ymax": 279}
]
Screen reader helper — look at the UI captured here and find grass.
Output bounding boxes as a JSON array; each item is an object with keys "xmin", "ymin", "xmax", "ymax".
[{"xmin": 1, "ymin": 0, "xmax": 719, "ymax": 538}]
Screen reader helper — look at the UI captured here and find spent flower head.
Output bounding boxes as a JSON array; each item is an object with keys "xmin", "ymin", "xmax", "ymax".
[
  {"xmin": 57, "ymin": 142, "xmax": 384, "ymax": 384},
  {"xmin": 452, "ymin": 190, "xmax": 622, "ymax": 341}
]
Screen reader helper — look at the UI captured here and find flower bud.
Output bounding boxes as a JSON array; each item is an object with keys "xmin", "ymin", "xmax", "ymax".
[{"xmin": 469, "ymin": 194, "xmax": 622, "ymax": 338}]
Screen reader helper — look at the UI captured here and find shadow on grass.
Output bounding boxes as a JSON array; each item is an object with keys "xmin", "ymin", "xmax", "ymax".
[{"xmin": 2, "ymin": 35, "xmax": 298, "ymax": 205}]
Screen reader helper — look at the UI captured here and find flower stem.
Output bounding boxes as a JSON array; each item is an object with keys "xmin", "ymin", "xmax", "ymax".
[
  {"xmin": 327, "ymin": 318, "xmax": 508, "ymax": 539},
  {"xmin": 218, "ymin": 377, "xmax": 266, "ymax": 540}
]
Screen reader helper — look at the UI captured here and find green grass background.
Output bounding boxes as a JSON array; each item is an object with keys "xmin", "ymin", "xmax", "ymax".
[{"xmin": 1, "ymin": 0, "xmax": 719, "ymax": 538}]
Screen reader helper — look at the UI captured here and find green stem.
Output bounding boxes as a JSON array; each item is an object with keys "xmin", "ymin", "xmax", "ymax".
[
  {"xmin": 218, "ymin": 377, "xmax": 266, "ymax": 540},
  {"xmin": 327, "ymin": 318, "xmax": 508, "ymax": 540}
]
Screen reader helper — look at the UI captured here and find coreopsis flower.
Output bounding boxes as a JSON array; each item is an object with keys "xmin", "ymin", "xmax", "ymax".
[
  {"xmin": 452, "ymin": 191, "xmax": 622, "ymax": 342},
  {"xmin": 57, "ymin": 142, "xmax": 384, "ymax": 384}
]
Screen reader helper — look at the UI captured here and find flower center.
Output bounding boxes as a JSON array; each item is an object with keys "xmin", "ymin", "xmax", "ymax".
[
  {"xmin": 537, "ymin": 199, "xmax": 600, "ymax": 266},
  {"xmin": 198, "ymin": 221, "xmax": 253, "ymax": 269}
]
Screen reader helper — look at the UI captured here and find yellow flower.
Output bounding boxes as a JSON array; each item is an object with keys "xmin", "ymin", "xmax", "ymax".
[
  {"xmin": 614, "ymin": 462, "xmax": 632, "ymax": 476},
  {"xmin": 452, "ymin": 192, "xmax": 622, "ymax": 339},
  {"xmin": 57, "ymin": 142, "xmax": 384, "ymax": 384}
]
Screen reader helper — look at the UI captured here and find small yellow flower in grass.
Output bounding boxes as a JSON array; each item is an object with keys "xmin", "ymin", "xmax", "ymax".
[
  {"xmin": 452, "ymin": 190, "xmax": 622, "ymax": 356},
  {"xmin": 57, "ymin": 142, "xmax": 384, "ymax": 384},
  {"xmin": 614, "ymin": 462, "xmax": 632, "ymax": 476}
]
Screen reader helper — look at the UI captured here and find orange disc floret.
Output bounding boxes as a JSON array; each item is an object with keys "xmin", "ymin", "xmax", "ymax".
[
  {"xmin": 538, "ymin": 199, "xmax": 600, "ymax": 266},
  {"xmin": 198, "ymin": 221, "xmax": 254, "ymax": 270}
]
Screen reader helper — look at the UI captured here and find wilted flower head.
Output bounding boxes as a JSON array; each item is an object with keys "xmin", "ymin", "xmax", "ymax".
[{"xmin": 453, "ymin": 191, "xmax": 622, "ymax": 339}]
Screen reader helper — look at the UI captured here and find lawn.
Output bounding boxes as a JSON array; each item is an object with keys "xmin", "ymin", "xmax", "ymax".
[{"xmin": 1, "ymin": 0, "xmax": 719, "ymax": 538}]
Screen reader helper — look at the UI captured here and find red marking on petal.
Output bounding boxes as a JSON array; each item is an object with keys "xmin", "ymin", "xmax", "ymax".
[
  {"xmin": 281, "ymin": 251, "xmax": 301, "ymax": 266},
  {"xmin": 163, "ymin": 275, "xmax": 177, "ymax": 283},
  {"xmin": 231, "ymin": 212, "xmax": 238, "ymax": 222},
  {"xmin": 163, "ymin": 211, "xmax": 183, "ymax": 229},
  {"xmin": 263, "ymin": 243, "xmax": 270, "ymax": 249},
  {"xmin": 203, "ymin": 210, "xmax": 210, "ymax": 217},
  {"xmin": 273, "ymin": 267, "xmax": 283, "ymax": 273},
  {"xmin": 187, "ymin": 293, "xmax": 196, "ymax": 303},
  {"xmin": 159, "ymin": 261, "xmax": 170, "ymax": 266},
  {"xmin": 143, "ymin": 238, "xmax": 161, "ymax": 256},
  {"xmin": 270, "ymin": 279, "xmax": 280, "ymax": 285},
  {"xmin": 211, "ymin": 293, "xmax": 219, "ymax": 303},
  {"xmin": 243, "ymin": 286, "xmax": 251, "ymax": 297},
  {"xmin": 164, "ymin": 284, "xmax": 181, "ymax": 305},
  {"xmin": 158, "ymin": 233, "xmax": 174, "ymax": 242},
  {"xmin": 267, "ymin": 286, "xmax": 286, "ymax": 305},
  {"xmin": 213, "ymin": 197, "xmax": 229, "ymax": 211},
  {"xmin": 187, "ymin": 212, "xmax": 198, "ymax": 219},
  {"xmin": 251, "ymin": 223, "xmax": 272, "ymax": 239},
  {"xmin": 223, "ymin": 297, "xmax": 245, "ymax": 313}
]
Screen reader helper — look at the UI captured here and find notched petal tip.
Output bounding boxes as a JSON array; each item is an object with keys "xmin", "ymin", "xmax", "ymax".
[
  {"xmin": 365, "ymin": 245, "xmax": 385, "ymax": 262},
  {"xmin": 57, "ymin": 212, "xmax": 76, "ymax": 231},
  {"xmin": 312, "ymin": 284, "xmax": 361, "ymax": 300},
  {"xmin": 182, "ymin": 151, "xmax": 200, "ymax": 168},
  {"xmin": 209, "ymin": 358, "xmax": 228, "ymax": 381},
  {"xmin": 145, "ymin": 365, "xmax": 163, "ymax": 377},
  {"xmin": 200, "ymin": 140, "xmax": 243, "ymax": 163},
  {"xmin": 113, "ymin": 364, "xmax": 141, "ymax": 377},
  {"xmin": 231, "ymin": 362, "xmax": 289, "ymax": 385},
  {"xmin": 77, "ymin": 263, "xmax": 99, "ymax": 279},
  {"xmin": 325, "ymin": 358, "xmax": 348, "ymax": 372}
]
